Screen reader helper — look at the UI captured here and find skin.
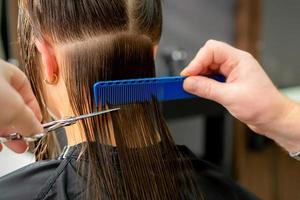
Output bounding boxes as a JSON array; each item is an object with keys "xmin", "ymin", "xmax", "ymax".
[
  {"xmin": 35, "ymin": 39, "xmax": 87, "ymax": 146},
  {"xmin": 0, "ymin": 60, "xmax": 43, "ymax": 153},
  {"xmin": 181, "ymin": 40, "xmax": 300, "ymax": 153},
  {"xmin": 35, "ymin": 39, "xmax": 159, "ymax": 146}
]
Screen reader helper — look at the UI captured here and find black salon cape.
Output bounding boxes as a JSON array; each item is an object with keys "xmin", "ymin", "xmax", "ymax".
[{"xmin": 0, "ymin": 144, "xmax": 259, "ymax": 200}]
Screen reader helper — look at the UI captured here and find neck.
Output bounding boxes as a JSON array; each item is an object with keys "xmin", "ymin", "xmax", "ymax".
[
  {"xmin": 60, "ymin": 106, "xmax": 160, "ymax": 147},
  {"xmin": 64, "ymin": 124, "xmax": 86, "ymax": 146},
  {"xmin": 64, "ymin": 123, "xmax": 117, "ymax": 146}
]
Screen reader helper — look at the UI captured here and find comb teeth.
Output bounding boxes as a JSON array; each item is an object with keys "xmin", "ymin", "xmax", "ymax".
[
  {"xmin": 93, "ymin": 75, "xmax": 225, "ymax": 108},
  {"xmin": 94, "ymin": 76, "xmax": 191, "ymax": 107}
]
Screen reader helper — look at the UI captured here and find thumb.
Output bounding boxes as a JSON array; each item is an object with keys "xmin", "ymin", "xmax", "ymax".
[{"xmin": 183, "ymin": 76, "xmax": 228, "ymax": 103}]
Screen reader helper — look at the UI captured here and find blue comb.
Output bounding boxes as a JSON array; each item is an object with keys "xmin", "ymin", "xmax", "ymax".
[{"xmin": 93, "ymin": 75, "xmax": 225, "ymax": 107}]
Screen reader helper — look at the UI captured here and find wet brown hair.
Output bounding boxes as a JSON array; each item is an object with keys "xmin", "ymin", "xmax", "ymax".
[{"xmin": 18, "ymin": 0, "xmax": 202, "ymax": 199}]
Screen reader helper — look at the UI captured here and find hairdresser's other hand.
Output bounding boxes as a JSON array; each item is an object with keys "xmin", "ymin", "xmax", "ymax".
[
  {"xmin": 0, "ymin": 59, "xmax": 42, "ymax": 153},
  {"xmin": 181, "ymin": 40, "xmax": 300, "ymax": 152}
]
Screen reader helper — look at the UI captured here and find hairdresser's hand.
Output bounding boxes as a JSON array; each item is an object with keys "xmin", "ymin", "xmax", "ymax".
[
  {"xmin": 0, "ymin": 59, "xmax": 42, "ymax": 153},
  {"xmin": 181, "ymin": 40, "xmax": 300, "ymax": 152}
]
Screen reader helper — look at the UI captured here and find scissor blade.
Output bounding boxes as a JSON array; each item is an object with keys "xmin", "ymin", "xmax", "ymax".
[
  {"xmin": 0, "ymin": 108, "xmax": 121, "ymax": 144},
  {"xmin": 42, "ymin": 120, "xmax": 64, "ymax": 129},
  {"xmin": 71, "ymin": 108, "xmax": 120, "ymax": 121}
]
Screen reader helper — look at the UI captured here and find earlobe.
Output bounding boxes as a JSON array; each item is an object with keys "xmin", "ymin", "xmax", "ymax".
[{"xmin": 35, "ymin": 39, "xmax": 59, "ymax": 84}]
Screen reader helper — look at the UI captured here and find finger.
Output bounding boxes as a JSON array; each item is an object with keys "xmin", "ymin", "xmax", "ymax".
[
  {"xmin": 11, "ymin": 102, "xmax": 43, "ymax": 136},
  {"xmin": 181, "ymin": 40, "xmax": 239, "ymax": 77},
  {"xmin": 0, "ymin": 81, "xmax": 43, "ymax": 136},
  {"xmin": 5, "ymin": 140, "xmax": 28, "ymax": 153},
  {"xmin": 0, "ymin": 126, "xmax": 28, "ymax": 153},
  {"xmin": 183, "ymin": 75, "xmax": 228, "ymax": 103},
  {"xmin": 0, "ymin": 144, "xmax": 2, "ymax": 152},
  {"xmin": 10, "ymin": 66, "xmax": 42, "ymax": 121}
]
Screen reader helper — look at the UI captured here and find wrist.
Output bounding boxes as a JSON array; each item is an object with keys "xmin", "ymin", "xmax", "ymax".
[
  {"xmin": 260, "ymin": 98, "xmax": 300, "ymax": 152},
  {"xmin": 273, "ymin": 102, "xmax": 300, "ymax": 152}
]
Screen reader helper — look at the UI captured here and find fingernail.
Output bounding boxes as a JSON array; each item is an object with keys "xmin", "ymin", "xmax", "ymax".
[
  {"xmin": 35, "ymin": 118, "xmax": 44, "ymax": 132},
  {"xmin": 181, "ymin": 68, "xmax": 190, "ymax": 76},
  {"xmin": 183, "ymin": 77, "xmax": 198, "ymax": 91},
  {"xmin": 37, "ymin": 112, "xmax": 43, "ymax": 122},
  {"xmin": 186, "ymin": 76, "xmax": 198, "ymax": 84}
]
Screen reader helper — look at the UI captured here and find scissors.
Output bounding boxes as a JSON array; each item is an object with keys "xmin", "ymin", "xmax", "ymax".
[{"xmin": 0, "ymin": 108, "xmax": 120, "ymax": 144}]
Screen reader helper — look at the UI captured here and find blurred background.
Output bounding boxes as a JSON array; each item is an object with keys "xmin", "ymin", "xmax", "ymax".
[{"xmin": 1, "ymin": 0, "xmax": 300, "ymax": 199}]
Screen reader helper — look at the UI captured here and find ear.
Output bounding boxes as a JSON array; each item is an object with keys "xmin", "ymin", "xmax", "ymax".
[{"xmin": 35, "ymin": 39, "xmax": 59, "ymax": 83}]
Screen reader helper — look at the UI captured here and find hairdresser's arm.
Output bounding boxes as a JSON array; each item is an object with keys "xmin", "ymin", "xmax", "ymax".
[
  {"xmin": 0, "ymin": 60, "xmax": 42, "ymax": 153},
  {"xmin": 181, "ymin": 40, "xmax": 300, "ymax": 153}
]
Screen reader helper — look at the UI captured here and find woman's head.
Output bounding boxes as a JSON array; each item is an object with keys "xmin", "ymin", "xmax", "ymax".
[
  {"xmin": 19, "ymin": 0, "xmax": 163, "ymax": 148},
  {"xmin": 19, "ymin": 0, "xmax": 162, "ymax": 120}
]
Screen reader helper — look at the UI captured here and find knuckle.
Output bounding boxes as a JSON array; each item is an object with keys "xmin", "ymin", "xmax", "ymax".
[
  {"xmin": 8, "ymin": 98, "xmax": 26, "ymax": 125},
  {"xmin": 205, "ymin": 39, "xmax": 217, "ymax": 47},
  {"xmin": 201, "ymin": 81, "xmax": 214, "ymax": 99},
  {"xmin": 205, "ymin": 39, "xmax": 230, "ymax": 52},
  {"xmin": 239, "ymin": 50, "xmax": 253, "ymax": 59},
  {"xmin": 184, "ymin": 79, "xmax": 197, "ymax": 93},
  {"xmin": 226, "ymin": 59, "xmax": 240, "ymax": 70}
]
